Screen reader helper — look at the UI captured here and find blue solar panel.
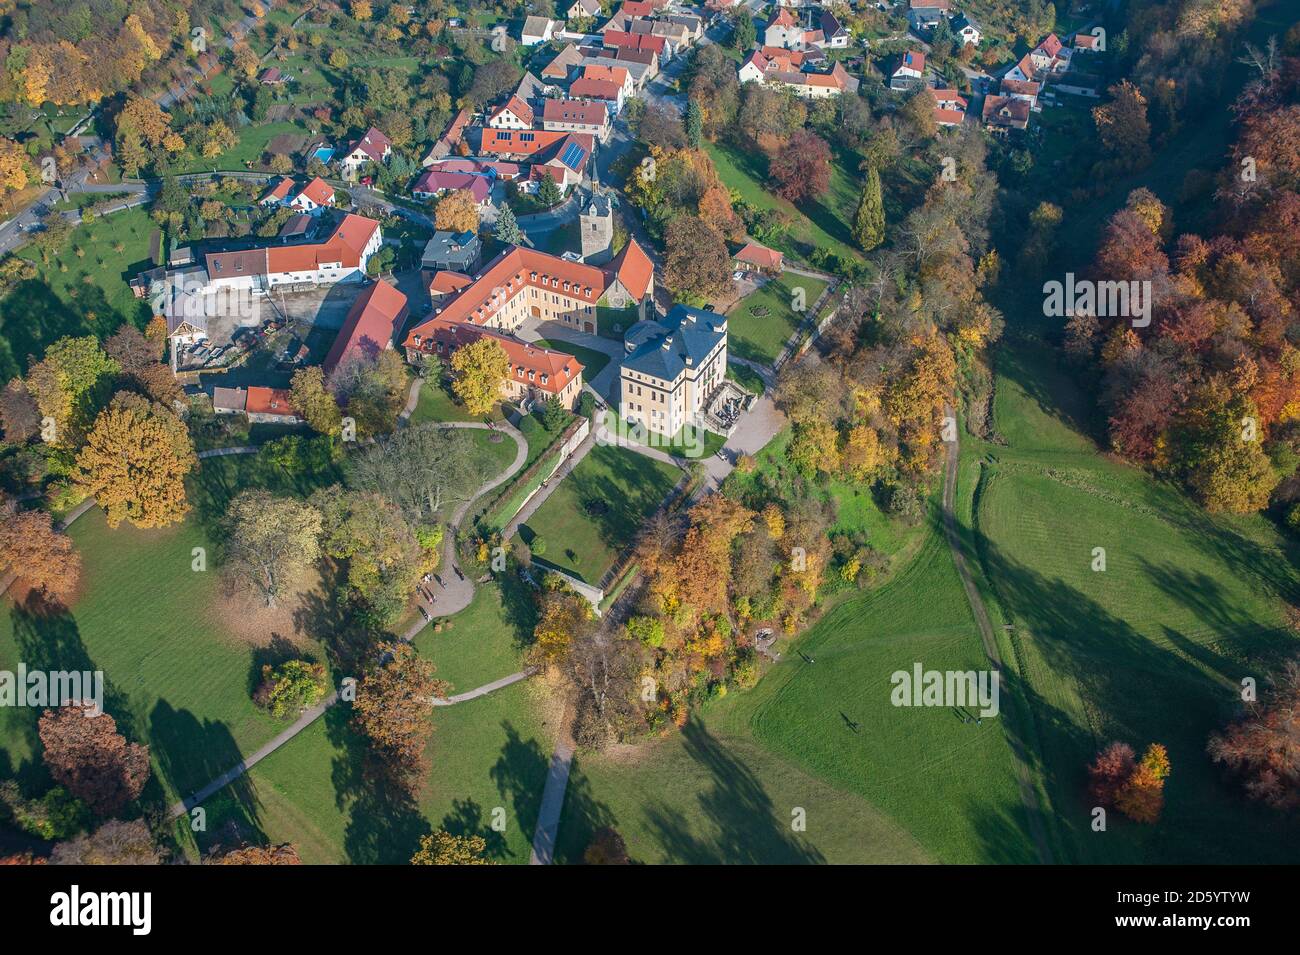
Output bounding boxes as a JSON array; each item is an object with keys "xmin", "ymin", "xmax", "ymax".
[{"xmin": 560, "ymin": 142, "xmax": 586, "ymax": 171}]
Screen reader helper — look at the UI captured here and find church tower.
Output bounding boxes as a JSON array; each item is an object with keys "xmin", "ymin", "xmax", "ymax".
[{"xmin": 580, "ymin": 188, "xmax": 614, "ymax": 265}]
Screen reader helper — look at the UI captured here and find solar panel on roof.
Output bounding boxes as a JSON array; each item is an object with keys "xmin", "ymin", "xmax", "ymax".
[{"xmin": 560, "ymin": 141, "xmax": 586, "ymax": 170}]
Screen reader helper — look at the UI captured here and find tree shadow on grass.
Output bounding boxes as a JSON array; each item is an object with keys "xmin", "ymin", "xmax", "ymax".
[
  {"xmin": 245, "ymin": 632, "xmax": 309, "ymax": 699},
  {"xmin": 440, "ymin": 797, "xmax": 510, "ymax": 861},
  {"xmin": 497, "ymin": 570, "xmax": 539, "ymax": 653},
  {"xmin": 638, "ymin": 719, "xmax": 825, "ymax": 864},
  {"xmin": 323, "ymin": 703, "xmax": 431, "ymax": 864},
  {"xmin": 490, "ymin": 720, "xmax": 615, "ymax": 863},
  {"xmin": 7, "ymin": 592, "xmax": 132, "ymax": 792},
  {"xmin": 149, "ymin": 700, "xmax": 262, "ymax": 844},
  {"xmin": 0, "ymin": 279, "xmax": 94, "ymax": 382}
]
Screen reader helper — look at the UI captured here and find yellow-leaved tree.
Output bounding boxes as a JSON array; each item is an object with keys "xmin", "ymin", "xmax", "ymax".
[
  {"xmin": 450, "ymin": 337, "xmax": 508, "ymax": 417},
  {"xmin": 75, "ymin": 391, "xmax": 197, "ymax": 529}
]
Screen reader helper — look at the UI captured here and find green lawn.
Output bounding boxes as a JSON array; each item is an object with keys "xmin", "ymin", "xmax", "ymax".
[
  {"xmin": 411, "ymin": 579, "xmax": 536, "ymax": 692},
  {"xmin": 726, "ymin": 360, "xmax": 766, "ymax": 397},
  {"xmin": 0, "ymin": 206, "xmax": 155, "ymax": 381},
  {"xmin": 408, "ymin": 378, "xmax": 503, "ymax": 425},
  {"xmin": 728, "ymin": 273, "xmax": 830, "ymax": 367},
  {"xmin": 554, "ymin": 713, "xmax": 934, "ymax": 864},
  {"xmin": 704, "ymin": 139, "xmax": 863, "ymax": 267},
  {"xmin": 184, "ymin": 679, "xmax": 555, "ymax": 863},
  {"xmin": 0, "ymin": 452, "xmax": 341, "ymax": 812},
  {"xmin": 533, "ymin": 338, "xmax": 611, "ymax": 382},
  {"xmin": 961, "ymin": 339, "xmax": 1300, "ymax": 863},
  {"xmin": 520, "ymin": 444, "xmax": 681, "ymax": 584}
]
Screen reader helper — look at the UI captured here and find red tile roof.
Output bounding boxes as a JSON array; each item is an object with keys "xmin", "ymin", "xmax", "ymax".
[
  {"xmin": 491, "ymin": 95, "xmax": 535, "ymax": 127},
  {"xmin": 323, "ymin": 280, "xmax": 409, "ymax": 375},
  {"xmin": 405, "ymin": 241, "xmax": 653, "ymax": 341},
  {"xmin": 770, "ymin": 8, "xmax": 797, "ymax": 27},
  {"xmin": 348, "ymin": 127, "xmax": 392, "ymax": 164},
  {"xmin": 296, "ymin": 177, "xmax": 335, "ymax": 206},
  {"xmin": 602, "ymin": 30, "xmax": 666, "ymax": 53},
  {"xmin": 261, "ymin": 177, "xmax": 294, "ymax": 203},
  {"xmin": 569, "ymin": 78, "xmax": 624, "ymax": 101},
  {"xmin": 245, "ymin": 387, "xmax": 298, "ymax": 417},
  {"xmin": 1037, "ymin": 33, "xmax": 1063, "ymax": 57},
  {"xmin": 582, "ymin": 63, "xmax": 631, "ymax": 86},
  {"xmin": 541, "ymin": 98, "xmax": 610, "ymax": 127},
  {"xmin": 409, "ymin": 315, "xmax": 584, "ymax": 396},
  {"xmin": 735, "ymin": 241, "xmax": 783, "ymax": 269},
  {"xmin": 429, "ymin": 271, "xmax": 474, "ymax": 295},
  {"xmin": 479, "ymin": 128, "xmax": 590, "ymax": 157},
  {"xmin": 611, "ymin": 238, "xmax": 653, "ymax": 300},
  {"xmin": 206, "ymin": 213, "xmax": 381, "ymax": 278}
]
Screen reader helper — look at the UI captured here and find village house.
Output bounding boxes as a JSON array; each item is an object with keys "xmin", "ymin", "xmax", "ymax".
[
  {"xmin": 765, "ymin": 8, "xmax": 804, "ymax": 49},
  {"xmin": 930, "ymin": 87, "xmax": 969, "ymax": 126},
  {"xmin": 541, "ymin": 98, "xmax": 612, "ymax": 140},
  {"xmin": 890, "ymin": 49, "xmax": 927, "ymax": 89},
  {"xmin": 204, "ymin": 213, "xmax": 384, "ymax": 292},
  {"xmin": 950, "ymin": 13, "xmax": 982, "ymax": 45},
  {"xmin": 339, "ymin": 127, "xmax": 392, "ymax": 180},
  {"xmin": 322, "ymin": 279, "xmax": 409, "ymax": 377},
  {"xmin": 739, "ymin": 50, "xmax": 856, "ymax": 97},
  {"xmin": 619, "ymin": 305, "xmax": 729, "ymax": 438},
  {"xmin": 815, "ymin": 12, "xmax": 850, "ymax": 49},
  {"xmin": 423, "ymin": 109, "xmax": 471, "ymax": 164},
  {"xmin": 488, "ymin": 95, "xmax": 535, "ymax": 130},
  {"xmin": 411, "ymin": 170, "xmax": 493, "ymax": 206},
  {"xmin": 908, "ymin": 0, "xmax": 951, "ymax": 30},
  {"xmin": 422, "ymin": 231, "xmax": 482, "ymax": 276},
  {"xmin": 522, "ymin": 15, "xmax": 560, "ymax": 45},
  {"xmin": 734, "ymin": 241, "xmax": 784, "ymax": 274},
  {"xmin": 245, "ymin": 386, "xmax": 303, "ymax": 425},
  {"xmin": 476, "ymin": 129, "xmax": 595, "ymax": 190},
  {"xmin": 566, "ymin": 0, "xmax": 602, "ymax": 19},
  {"xmin": 542, "ymin": 43, "xmax": 588, "ymax": 80},
  {"xmin": 288, "ymin": 177, "xmax": 335, "ymax": 215},
  {"xmin": 1001, "ymin": 77, "xmax": 1043, "ymax": 110},
  {"xmin": 982, "ymin": 95, "xmax": 1031, "ymax": 132}
]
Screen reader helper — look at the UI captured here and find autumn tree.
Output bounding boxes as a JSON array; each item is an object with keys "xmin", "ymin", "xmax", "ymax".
[
  {"xmin": 411, "ymin": 829, "xmax": 492, "ymax": 864},
  {"xmin": 531, "ymin": 574, "xmax": 597, "ymax": 665},
  {"xmin": 0, "ymin": 138, "xmax": 33, "ymax": 205},
  {"xmin": 347, "ymin": 423, "xmax": 478, "ymax": 527},
  {"xmin": 290, "ymin": 365, "xmax": 343, "ymax": 436},
  {"xmin": 223, "ymin": 491, "xmax": 324, "ymax": 608},
  {"xmin": 434, "ymin": 188, "xmax": 481, "ymax": 233},
  {"xmin": 25, "ymin": 335, "xmax": 120, "ymax": 447},
  {"xmin": 1087, "ymin": 741, "xmax": 1136, "ymax": 807},
  {"xmin": 1093, "ymin": 80, "xmax": 1152, "ymax": 171},
  {"xmin": 254, "ymin": 660, "xmax": 328, "ymax": 719},
  {"xmin": 663, "ymin": 215, "xmax": 731, "ymax": 301},
  {"xmin": 1114, "ymin": 743, "xmax": 1170, "ymax": 824},
  {"xmin": 39, "ymin": 706, "xmax": 150, "ymax": 816},
  {"xmin": 0, "ymin": 505, "xmax": 80, "ymax": 598},
  {"xmin": 207, "ymin": 843, "xmax": 302, "ymax": 864},
  {"xmin": 1208, "ymin": 656, "xmax": 1300, "ymax": 809},
  {"xmin": 75, "ymin": 391, "xmax": 197, "ymax": 529},
  {"xmin": 51, "ymin": 819, "xmax": 161, "ymax": 865},
  {"xmin": 312, "ymin": 487, "xmax": 424, "ymax": 625},
  {"xmin": 450, "ymin": 337, "xmax": 508, "ymax": 417},
  {"xmin": 768, "ymin": 130, "xmax": 831, "ymax": 204},
  {"xmin": 351, "ymin": 642, "xmax": 448, "ymax": 791}
]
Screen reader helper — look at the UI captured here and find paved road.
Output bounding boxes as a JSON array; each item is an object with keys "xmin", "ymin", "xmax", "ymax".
[{"xmin": 939, "ymin": 408, "xmax": 1053, "ymax": 864}]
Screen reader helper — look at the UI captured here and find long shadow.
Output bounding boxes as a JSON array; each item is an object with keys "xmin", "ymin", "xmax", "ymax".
[
  {"xmin": 323, "ymin": 704, "xmax": 431, "ymax": 864},
  {"xmin": 149, "ymin": 701, "xmax": 262, "ymax": 843},
  {"xmin": 637, "ymin": 719, "xmax": 825, "ymax": 864},
  {"xmin": 6, "ymin": 592, "xmax": 132, "ymax": 792},
  {"xmin": 968, "ymin": 525, "xmax": 1300, "ymax": 862},
  {"xmin": 440, "ymin": 797, "xmax": 510, "ymax": 861}
]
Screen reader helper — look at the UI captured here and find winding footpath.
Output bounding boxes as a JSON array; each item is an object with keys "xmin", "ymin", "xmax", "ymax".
[
  {"xmin": 939, "ymin": 409, "xmax": 1053, "ymax": 864},
  {"xmin": 34, "ymin": 417, "xmax": 535, "ymax": 821}
]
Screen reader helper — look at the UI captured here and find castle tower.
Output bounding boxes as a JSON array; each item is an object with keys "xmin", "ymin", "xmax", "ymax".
[{"xmin": 580, "ymin": 189, "xmax": 614, "ymax": 266}]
